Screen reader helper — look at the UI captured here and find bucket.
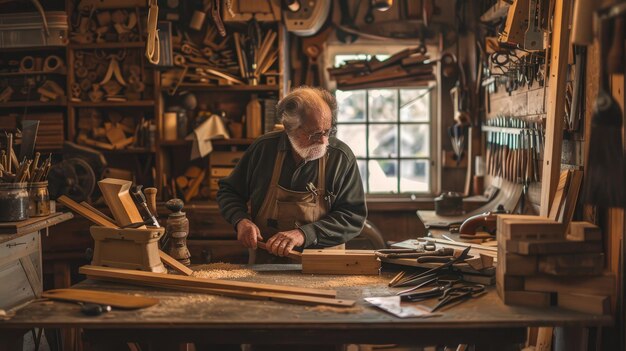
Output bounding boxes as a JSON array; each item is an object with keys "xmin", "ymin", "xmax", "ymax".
[
  {"xmin": 0, "ymin": 182, "xmax": 29, "ymax": 222},
  {"xmin": 27, "ymin": 181, "xmax": 50, "ymax": 217}
]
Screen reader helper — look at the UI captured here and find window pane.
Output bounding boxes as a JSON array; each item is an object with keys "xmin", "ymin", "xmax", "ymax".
[
  {"xmin": 400, "ymin": 160, "xmax": 430, "ymax": 193},
  {"xmin": 357, "ymin": 159, "xmax": 367, "ymax": 191},
  {"xmin": 336, "ymin": 124, "xmax": 366, "ymax": 157},
  {"xmin": 400, "ymin": 89, "xmax": 430, "ymax": 122},
  {"xmin": 400, "ymin": 124, "xmax": 430, "ymax": 157},
  {"xmin": 336, "ymin": 90, "xmax": 366, "ymax": 122},
  {"xmin": 369, "ymin": 124, "xmax": 398, "ymax": 157},
  {"xmin": 368, "ymin": 160, "xmax": 398, "ymax": 193},
  {"xmin": 368, "ymin": 89, "xmax": 398, "ymax": 122}
]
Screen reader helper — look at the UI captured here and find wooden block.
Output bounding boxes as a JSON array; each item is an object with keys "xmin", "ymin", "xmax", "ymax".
[
  {"xmin": 506, "ymin": 239, "xmax": 603, "ymax": 255},
  {"xmin": 301, "ymin": 250, "xmax": 381, "ymax": 275},
  {"xmin": 497, "ymin": 283, "xmax": 551, "ymax": 307},
  {"xmin": 557, "ymin": 293, "xmax": 611, "ymax": 315},
  {"xmin": 548, "ymin": 170, "xmax": 572, "ymax": 221},
  {"xmin": 98, "ymin": 178, "xmax": 144, "ymax": 227},
  {"xmin": 58, "ymin": 195, "xmax": 117, "ymax": 228},
  {"xmin": 537, "ymin": 253, "xmax": 604, "ymax": 276},
  {"xmin": 499, "ymin": 242, "xmax": 537, "ymax": 275},
  {"xmin": 210, "ymin": 151, "xmax": 245, "ymax": 166},
  {"xmin": 210, "ymin": 166, "xmax": 234, "ymax": 177},
  {"xmin": 498, "ymin": 218, "xmax": 565, "ymax": 241},
  {"xmin": 466, "ymin": 257, "xmax": 484, "ymax": 270},
  {"xmin": 524, "ymin": 274, "xmax": 616, "ymax": 296},
  {"xmin": 480, "ymin": 253, "xmax": 494, "ymax": 268},
  {"xmin": 567, "ymin": 221, "xmax": 602, "ymax": 241}
]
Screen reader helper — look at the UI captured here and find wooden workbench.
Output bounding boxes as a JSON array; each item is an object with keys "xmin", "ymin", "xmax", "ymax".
[{"xmin": 0, "ymin": 264, "xmax": 612, "ymax": 350}]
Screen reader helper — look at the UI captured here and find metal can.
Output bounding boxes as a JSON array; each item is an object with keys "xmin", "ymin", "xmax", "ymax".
[
  {"xmin": 27, "ymin": 181, "xmax": 50, "ymax": 217},
  {"xmin": 0, "ymin": 182, "xmax": 29, "ymax": 222}
]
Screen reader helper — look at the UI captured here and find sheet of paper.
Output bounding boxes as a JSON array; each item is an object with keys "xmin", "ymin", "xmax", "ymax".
[
  {"xmin": 186, "ymin": 114, "xmax": 229, "ymax": 159},
  {"xmin": 365, "ymin": 296, "xmax": 439, "ymax": 318}
]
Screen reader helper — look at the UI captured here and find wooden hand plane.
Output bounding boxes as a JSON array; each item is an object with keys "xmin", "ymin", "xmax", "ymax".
[{"xmin": 458, "ymin": 212, "xmax": 498, "ymax": 237}]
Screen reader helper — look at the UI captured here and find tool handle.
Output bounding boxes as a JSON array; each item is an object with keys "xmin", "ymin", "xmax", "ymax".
[
  {"xmin": 607, "ymin": 15, "xmax": 624, "ymax": 74},
  {"xmin": 571, "ymin": 0, "xmax": 596, "ymax": 45},
  {"xmin": 417, "ymin": 256, "xmax": 453, "ymax": 263},
  {"xmin": 144, "ymin": 187, "xmax": 158, "ymax": 217}
]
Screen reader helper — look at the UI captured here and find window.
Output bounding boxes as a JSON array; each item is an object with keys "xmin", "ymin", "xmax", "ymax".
[{"xmin": 332, "ymin": 54, "xmax": 436, "ymax": 195}]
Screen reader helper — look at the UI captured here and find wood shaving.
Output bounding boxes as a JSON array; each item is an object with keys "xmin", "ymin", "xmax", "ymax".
[
  {"xmin": 306, "ymin": 305, "xmax": 363, "ymax": 314},
  {"xmin": 306, "ymin": 276, "xmax": 384, "ymax": 288},
  {"xmin": 192, "ymin": 263, "xmax": 257, "ymax": 280},
  {"xmin": 159, "ymin": 294, "xmax": 216, "ymax": 306}
]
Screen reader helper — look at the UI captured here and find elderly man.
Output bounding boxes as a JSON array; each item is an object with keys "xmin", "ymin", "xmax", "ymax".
[{"xmin": 217, "ymin": 86, "xmax": 367, "ymax": 259}]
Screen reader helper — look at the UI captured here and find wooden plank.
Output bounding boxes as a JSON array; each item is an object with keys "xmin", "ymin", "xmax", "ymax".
[
  {"xmin": 506, "ymin": 239, "xmax": 602, "ymax": 255},
  {"xmin": 548, "ymin": 171, "xmax": 571, "ymax": 221},
  {"xmin": 80, "ymin": 201, "xmax": 118, "ymax": 226},
  {"xmin": 159, "ymin": 251, "xmax": 193, "ymax": 276},
  {"xmin": 42, "ymin": 288, "xmax": 160, "ymax": 309},
  {"xmin": 537, "ymin": 253, "xmax": 604, "ymax": 275},
  {"xmin": 79, "ymin": 265, "xmax": 337, "ymax": 298},
  {"xmin": 524, "ymin": 274, "xmax": 615, "ymax": 296},
  {"xmin": 559, "ymin": 170, "xmax": 583, "ymax": 225},
  {"xmin": 498, "ymin": 218, "xmax": 565, "ymax": 240},
  {"xmin": 98, "ymin": 178, "xmax": 144, "ymax": 227},
  {"xmin": 0, "ymin": 212, "xmax": 66, "ymax": 234},
  {"xmin": 92, "ymin": 278, "xmax": 355, "ymax": 308},
  {"xmin": 540, "ymin": 0, "xmax": 572, "ymax": 216},
  {"xmin": 58, "ymin": 195, "xmax": 117, "ymax": 228},
  {"xmin": 257, "ymin": 242, "xmax": 301, "ymax": 261},
  {"xmin": 557, "ymin": 293, "xmax": 611, "ymax": 315}
]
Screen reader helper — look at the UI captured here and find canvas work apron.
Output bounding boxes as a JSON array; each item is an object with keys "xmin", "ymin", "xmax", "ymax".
[{"xmin": 249, "ymin": 150, "xmax": 343, "ymax": 264}]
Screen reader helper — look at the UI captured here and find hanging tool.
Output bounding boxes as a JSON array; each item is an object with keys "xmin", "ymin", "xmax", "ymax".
[
  {"xmin": 336, "ymin": 0, "xmax": 359, "ymax": 43},
  {"xmin": 145, "ymin": 0, "xmax": 159, "ymax": 64}
]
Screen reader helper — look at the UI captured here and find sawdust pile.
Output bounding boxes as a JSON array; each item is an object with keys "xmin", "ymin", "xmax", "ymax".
[
  {"xmin": 307, "ymin": 276, "xmax": 384, "ymax": 288},
  {"xmin": 159, "ymin": 294, "xmax": 216, "ymax": 306},
  {"xmin": 306, "ymin": 305, "xmax": 363, "ymax": 314},
  {"xmin": 192, "ymin": 263, "xmax": 257, "ymax": 280}
]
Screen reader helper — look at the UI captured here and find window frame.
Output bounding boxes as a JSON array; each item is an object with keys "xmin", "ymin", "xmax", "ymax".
[{"xmin": 327, "ymin": 46, "xmax": 439, "ymax": 198}]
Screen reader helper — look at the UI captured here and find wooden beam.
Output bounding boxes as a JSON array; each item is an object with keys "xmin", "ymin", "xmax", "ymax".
[
  {"xmin": 42, "ymin": 289, "xmax": 160, "ymax": 309},
  {"xmin": 79, "ymin": 265, "xmax": 337, "ymax": 298},
  {"xmin": 58, "ymin": 195, "xmax": 117, "ymax": 228},
  {"xmin": 159, "ymin": 251, "xmax": 193, "ymax": 276},
  {"xmin": 540, "ymin": 0, "xmax": 572, "ymax": 216}
]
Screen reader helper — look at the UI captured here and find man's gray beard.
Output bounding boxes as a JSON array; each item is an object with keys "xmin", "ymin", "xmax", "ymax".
[{"xmin": 288, "ymin": 135, "xmax": 328, "ymax": 161}]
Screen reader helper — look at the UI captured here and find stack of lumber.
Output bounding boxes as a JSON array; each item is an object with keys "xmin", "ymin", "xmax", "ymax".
[
  {"xmin": 23, "ymin": 113, "xmax": 65, "ymax": 150},
  {"xmin": 301, "ymin": 249, "xmax": 381, "ymax": 275},
  {"xmin": 76, "ymin": 109, "xmax": 147, "ymax": 151},
  {"xmin": 496, "ymin": 214, "xmax": 611, "ymax": 314},
  {"xmin": 174, "ymin": 166, "xmax": 207, "ymax": 203},
  {"xmin": 327, "ymin": 47, "xmax": 435, "ymax": 90},
  {"xmin": 208, "ymin": 151, "xmax": 243, "ymax": 200},
  {"xmin": 79, "ymin": 265, "xmax": 355, "ymax": 308}
]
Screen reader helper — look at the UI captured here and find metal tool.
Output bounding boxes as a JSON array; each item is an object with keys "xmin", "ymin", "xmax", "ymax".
[
  {"xmin": 431, "ymin": 283, "xmax": 485, "ymax": 312},
  {"xmin": 376, "ymin": 247, "xmax": 450, "ymax": 259},
  {"xmin": 19, "ymin": 120, "xmax": 40, "ymax": 160},
  {"xmin": 388, "ymin": 246, "xmax": 471, "ymax": 288},
  {"xmin": 130, "ymin": 185, "xmax": 159, "ymax": 227},
  {"xmin": 79, "ymin": 302, "xmax": 112, "ymax": 316}
]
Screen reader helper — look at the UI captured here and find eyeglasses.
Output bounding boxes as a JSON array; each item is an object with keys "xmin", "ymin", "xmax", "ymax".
[{"xmin": 306, "ymin": 127, "xmax": 337, "ymax": 142}]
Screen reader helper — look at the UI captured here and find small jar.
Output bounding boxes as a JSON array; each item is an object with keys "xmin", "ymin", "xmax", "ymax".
[
  {"xmin": 27, "ymin": 181, "xmax": 50, "ymax": 217},
  {"xmin": 0, "ymin": 182, "xmax": 29, "ymax": 222}
]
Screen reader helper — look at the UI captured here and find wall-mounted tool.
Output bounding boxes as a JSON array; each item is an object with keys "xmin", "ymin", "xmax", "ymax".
[
  {"xmin": 336, "ymin": 0, "xmax": 358, "ymax": 43},
  {"xmin": 283, "ymin": 0, "xmax": 331, "ymax": 37}
]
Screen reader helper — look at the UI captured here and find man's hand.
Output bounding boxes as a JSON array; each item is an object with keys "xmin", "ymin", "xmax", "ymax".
[
  {"xmin": 266, "ymin": 229, "xmax": 305, "ymax": 257},
  {"xmin": 236, "ymin": 219, "xmax": 263, "ymax": 248}
]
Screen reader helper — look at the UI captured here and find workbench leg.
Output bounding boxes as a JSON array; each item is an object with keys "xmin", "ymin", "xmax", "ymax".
[
  {"xmin": 0, "ymin": 329, "xmax": 26, "ymax": 351},
  {"xmin": 553, "ymin": 327, "xmax": 588, "ymax": 351}
]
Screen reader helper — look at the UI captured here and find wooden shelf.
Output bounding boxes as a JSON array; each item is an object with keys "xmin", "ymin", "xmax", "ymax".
[
  {"xmin": 160, "ymin": 84, "xmax": 279, "ymax": 92},
  {"xmin": 0, "ymin": 100, "xmax": 66, "ymax": 108},
  {"xmin": 69, "ymin": 100, "xmax": 155, "ymax": 108},
  {"xmin": 100, "ymin": 148, "xmax": 155, "ymax": 154},
  {"xmin": 0, "ymin": 69, "xmax": 67, "ymax": 77},
  {"xmin": 159, "ymin": 138, "xmax": 255, "ymax": 147},
  {"xmin": 69, "ymin": 42, "xmax": 146, "ymax": 50},
  {"xmin": 0, "ymin": 45, "xmax": 67, "ymax": 52}
]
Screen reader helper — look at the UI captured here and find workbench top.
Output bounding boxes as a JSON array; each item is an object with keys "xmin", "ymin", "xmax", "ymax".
[{"xmin": 1, "ymin": 265, "xmax": 611, "ymax": 330}]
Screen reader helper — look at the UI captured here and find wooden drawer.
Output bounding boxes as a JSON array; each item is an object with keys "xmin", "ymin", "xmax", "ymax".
[
  {"xmin": 188, "ymin": 239, "xmax": 248, "ymax": 264},
  {"xmin": 0, "ymin": 231, "xmax": 42, "ymax": 310}
]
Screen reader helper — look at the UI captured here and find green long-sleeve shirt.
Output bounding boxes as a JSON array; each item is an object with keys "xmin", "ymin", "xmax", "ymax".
[{"xmin": 217, "ymin": 131, "xmax": 367, "ymax": 249}]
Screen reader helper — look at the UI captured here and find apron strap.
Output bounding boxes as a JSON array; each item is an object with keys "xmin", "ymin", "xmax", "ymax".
[{"xmin": 269, "ymin": 150, "xmax": 286, "ymax": 186}]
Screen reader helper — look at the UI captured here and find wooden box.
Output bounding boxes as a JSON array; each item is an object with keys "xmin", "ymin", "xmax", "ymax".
[
  {"xmin": 301, "ymin": 249, "xmax": 381, "ymax": 275},
  {"xmin": 0, "ymin": 231, "xmax": 42, "ymax": 310},
  {"xmin": 90, "ymin": 226, "xmax": 166, "ymax": 273}
]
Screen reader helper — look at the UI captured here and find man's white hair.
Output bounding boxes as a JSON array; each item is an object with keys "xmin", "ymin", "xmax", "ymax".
[{"xmin": 276, "ymin": 86, "xmax": 337, "ymax": 133}]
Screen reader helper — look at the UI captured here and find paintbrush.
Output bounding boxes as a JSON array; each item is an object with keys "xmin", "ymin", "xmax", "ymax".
[{"xmin": 581, "ymin": 17, "xmax": 624, "ymax": 207}]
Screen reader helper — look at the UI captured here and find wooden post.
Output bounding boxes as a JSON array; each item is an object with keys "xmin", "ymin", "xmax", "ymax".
[{"xmin": 540, "ymin": 0, "xmax": 573, "ymax": 216}]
